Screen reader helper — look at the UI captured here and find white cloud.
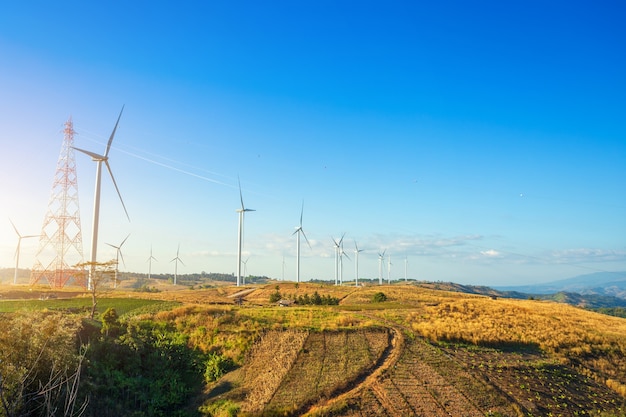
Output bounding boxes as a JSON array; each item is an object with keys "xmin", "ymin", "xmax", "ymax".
[{"xmin": 480, "ymin": 249, "xmax": 501, "ymax": 257}]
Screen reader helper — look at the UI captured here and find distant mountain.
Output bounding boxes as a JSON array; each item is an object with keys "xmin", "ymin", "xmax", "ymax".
[
  {"xmin": 494, "ymin": 272, "xmax": 626, "ymax": 299},
  {"xmin": 415, "ymin": 278, "xmax": 626, "ymax": 309}
]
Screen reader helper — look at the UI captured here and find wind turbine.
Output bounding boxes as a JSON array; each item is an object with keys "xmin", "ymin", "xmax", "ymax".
[
  {"xmin": 106, "ymin": 234, "xmax": 129, "ymax": 289},
  {"xmin": 236, "ymin": 177, "xmax": 255, "ymax": 287},
  {"xmin": 339, "ymin": 239, "xmax": 350, "ymax": 285},
  {"xmin": 170, "ymin": 243, "xmax": 184, "ymax": 285},
  {"xmin": 332, "ymin": 233, "xmax": 345, "ymax": 285},
  {"xmin": 281, "ymin": 255, "xmax": 285, "ymax": 281},
  {"xmin": 73, "ymin": 107, "xmax": 129, "ymax": 289},
  {"xmin": 9, "ymin": 219, "xmax": 38, "ymax": 285},
  {"xmin": 292, "ymin": 201, "xmax": 311, "ymax": 283},
  {"xmin": 387, "ymin": 255, "xmax": 393, "ymax": 284},
  {"xmin": 378, "ymin": 249, "xmax": 386, "ymax": 285},
  {"xmin": 147, "ymin": 246, "xmax": 157, "ymax": 280},
  {"xmin": 242, "ymin": 257, "xmax": 249, "ymax": 284},
  {"xmin": 354, "ymin": 241, "xmax": 364, "ymax": 287},
  {"xmin": 404, "ymin": 256, "xmax": 408, "ymax": 281}
]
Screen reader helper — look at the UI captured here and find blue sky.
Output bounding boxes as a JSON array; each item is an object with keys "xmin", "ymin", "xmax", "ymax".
[{"xmin": 1, "ymin": 1, "xmax": 624, "ymax": 285}]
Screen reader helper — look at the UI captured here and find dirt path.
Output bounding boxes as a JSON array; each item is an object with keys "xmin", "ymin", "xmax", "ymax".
[
  {"xmin": 302, "ymin": 319, "xmax": 405, "ymax": 416},
  {"xmin": 226, "ymin": 288, "xmax": 256, "ymax": 298},
  {"xmin": 303, "ymin": 313, "xmax": 486, "ymax": 417}
]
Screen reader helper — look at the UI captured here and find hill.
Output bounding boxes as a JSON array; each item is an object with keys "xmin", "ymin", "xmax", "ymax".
[
  {"xmin": 194, "ymin": 283, "xmax": 626, "ymax": 416},
  {"xmin": 1, "ymin": 282, "xmax": 625, "ymax": 416},
  {"xmin": 416, "ymin": 280, "xmax": 626, "ymax": 309},
  {"xmin": 495, "ymin": 271, "xmax": 626, "ymax": 299}
]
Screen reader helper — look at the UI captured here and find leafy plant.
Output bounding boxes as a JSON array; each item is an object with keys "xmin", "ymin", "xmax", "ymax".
[
  {"xmin": 204, "ymin": 352, "xmax": 233, "ymax": 382},
  {"xmin": 372, "ymin": 292, "xmax": 387, "ymax": 302}
]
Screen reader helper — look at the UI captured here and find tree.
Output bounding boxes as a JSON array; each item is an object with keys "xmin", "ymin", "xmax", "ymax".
[
  {"xmin": 74, "ymin": 260, "xmax": 117, "ymax": 319},
  {"xmin": 101, "ymin": 308, "xmax": 120, "ymax": 338}
]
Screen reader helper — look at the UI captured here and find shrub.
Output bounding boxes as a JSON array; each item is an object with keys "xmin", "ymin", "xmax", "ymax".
[
  {"xmin": 269, "ymin": 289, "xmax": 282, "ymax": 303},
  {"xmin": 204, "ymin": 352, "xmax": 234, "ymax": 382},
  {"xmin": 372, "ymin": 292, "xmax": 387, "ymax": 303}
]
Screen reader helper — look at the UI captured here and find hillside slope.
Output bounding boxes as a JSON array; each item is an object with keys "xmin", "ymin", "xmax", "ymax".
[{"xmin": 198, "ymin": 284, "xmax": 626, "ymax": 416}]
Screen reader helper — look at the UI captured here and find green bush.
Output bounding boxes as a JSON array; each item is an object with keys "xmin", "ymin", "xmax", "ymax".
[
  {"xmin": 372, "ymin": 292, "xmax": 387, "ymax": 303},
  {"xmin": 199, "ymin": 399, "xmax": 240, "ymax": 417},
  {"xmin": 269, "ymin": 289, "xmax": 282, "ymax": 303},
  {"xmin": 204, "ymin": 352, "xmax": 234, "ymax": 382}
]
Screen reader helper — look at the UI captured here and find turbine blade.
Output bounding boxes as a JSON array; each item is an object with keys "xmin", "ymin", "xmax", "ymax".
[
  {"xmin": 118, "ymin": 250, "xmax": 126, "ymax": 268},
  {"xmin": 105, "ymin": 106, "xmax": 124, "ymax": 158},
  {"xmin": 8, "ymin": 218, "xmax": 19, "ymax": 236},
  {"xmin": 238, "ymin": 176, "xmax": 245, "ymax": 210},
  {"xmin": 301, "ymin": 229, "xmax": 312, "ymax": 249},
  {"xmin": 73, "ymin": 147, "xmax": 104, "ymax": 161},
  {"xmin": 105, "ymin": 242, "xmax": 118, "ymax": 249},
  {"xmin": 179, "ymin": 258, "xmax": 186, "ymax": 266},
  {"xmin": 105, "ymin": 161, "xmax": 130, "ymax": 221},
  {"xmin": 299, "ymin": 200, "xmax": 304, "ymax": 227},
  {"xmin": 120, "ymin": 234, "xmax": 130, "ymax": 247}
]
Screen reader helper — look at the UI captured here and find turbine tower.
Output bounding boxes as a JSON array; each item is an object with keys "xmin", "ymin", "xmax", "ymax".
[
  {"xmin": 147, "ymin": 246, "xmax": 157, "ymax": 280},
  {"xmin": 292, "ymin": 201, "xmax": 310, "ymax": 283},
  {"xmin": 354, "ymin": 241, "xmax": 364, "ymax": 287},
  {"xmin": 31, "ymin": 117, "xmax": 86, "ymax": 288},
  {"xmin": 170, "ymin": 244, "xmax": 184, "ymax": 285},
  {"xmin": 332, "ymin": 233, "xmax": 345, "ymax": 286},
  {"xmin": 339, "ymin": 239, "xmax": 350, "ymax": 285},
  {"xmin": 387, "ymin": 255, "xmax": 392, "ymax": 284},
  {"xmin": 378, "ymin": 249, "xmax": 386, "ymax": 285},
  {"xmin": 281, "ymin": 256, "xmax": 286, "ymax": 281},
  {"xmin": 73, "ymin": 107, "xmax": 129, "ymax": 289},
  {"xmin": 242, "ymin": 257, "xmax": 249, "ymax": 283},
  {"xmin": 404, "ymin": 256, "xmax": 408, "ymax": 281},
  {"xmin": 9, "ymin": 220, "xmax": 38, "ymax": 285},
  {"xmin": 236, "ymin": 177, "xmax": 254, "ymax": 287},
  {"xmin": 106, "ymin": 234, "xmax": 129, "ymax": 289}
]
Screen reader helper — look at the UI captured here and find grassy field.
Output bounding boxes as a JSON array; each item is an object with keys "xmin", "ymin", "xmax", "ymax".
[
  {"xmin": 1, "ymin": 281, "xmax": 625, "ymax": 416},
  {"xmin": 0, "ymin": 295, "xmax": 181, "ymax": 316}
]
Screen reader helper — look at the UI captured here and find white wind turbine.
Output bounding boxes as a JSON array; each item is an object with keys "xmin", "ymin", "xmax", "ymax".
[
  {"xmin": 378, "ymin": 249, "xmax": 386, "ymax": 285},
  {"xmin": 106, "ymin": 234, "xmax": 129, "ymax": 289},
  {"xmin": 9, "ymin": 219, "xmax": 38, "ymax": 285},
  {"xmin": 236, "ymin": 177, "xmax": 255, "ymax": 287},
  {"xmin": 281, "ymin": 255, "xmax": 286, "ymax": 281},
  {"xmin": 147, "ymin": 246, "xmax": 157, "ymax": 280},
  {"xmin": 170, "ymin": 243, "xmax": 184, "ymax": 285},
  {"xmin": 242, "ymin": 257, "xmax": 249, "ymax": 284},
  {"xmin": 332, "ymin": 233, "xmax": 345, "ymax": 285},
  {"xmin": 353, "ymin": 241, "xmax": 364, "ymax": 287},
  {"xmin": 339, "ymin": 239, "xmax": 350, "ymax": 285},
  {"xmin": 404, "ymin": 256, "xmax": 408, "ymax": 281},
  {"xmin": 73, "ymin": 107, "xmax": 129, "ymax": 289},
  {"xmin": 388, "ymin": 255, "xmax": 393, "ymax": 284},
  {"xmin": 292, "ymin": 201, "xmax": 311, "ymax": 283}
]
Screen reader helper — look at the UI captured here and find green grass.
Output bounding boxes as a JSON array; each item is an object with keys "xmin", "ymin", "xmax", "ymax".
[{"xmin": 0, "ymin": 297, "xmax": 180, "ymax": 316}]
